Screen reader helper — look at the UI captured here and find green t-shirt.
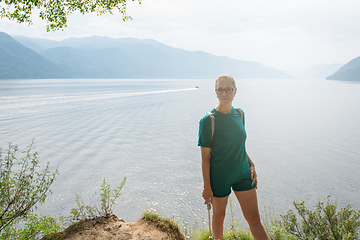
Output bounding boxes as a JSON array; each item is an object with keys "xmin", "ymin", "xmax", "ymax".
[{"xmin": 198, "ymin": 107, "xmax": 250, "ymax": 173}]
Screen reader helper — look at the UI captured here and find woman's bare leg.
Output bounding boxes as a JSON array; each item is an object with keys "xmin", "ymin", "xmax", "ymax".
[
  {"xmin": 234, "ymin": 189, "xmax": 269, "ymax": 240},
  {"xmin": 212, "ymin": 196, "xmax": 228, "ymax": 240}
]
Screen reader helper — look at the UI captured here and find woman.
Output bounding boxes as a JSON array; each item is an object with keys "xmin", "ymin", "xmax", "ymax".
[{"xmin": 198, "ymin": 74, "xmax": 269, "ymax": 240}]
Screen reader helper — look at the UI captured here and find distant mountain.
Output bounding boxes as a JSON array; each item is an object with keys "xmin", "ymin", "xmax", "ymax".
[
  {"xmin": 0, "ymin": 32, "xmax": 72, "ymax": 79},
  {"xmin": 40, "ymin": 47, "xmax": 136, "ymax": 78},
  {"xmin": 327, "ymin": 56, "xmax": 360, "ymax": 81},
  {"xmin": 300, "ymin": 63, "xmax": 343, "ymax": 79},
  {"xmin": 12, "ymin": 35, "xmax": 294, "ymax": 79}
]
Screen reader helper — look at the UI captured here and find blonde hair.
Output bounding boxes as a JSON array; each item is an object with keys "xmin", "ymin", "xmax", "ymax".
[{"xmin": 215, "ymin": 74, "xmax": 236, "ymax": 88}]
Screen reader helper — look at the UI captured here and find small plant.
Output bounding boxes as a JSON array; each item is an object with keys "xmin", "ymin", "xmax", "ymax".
[
  {"xmin": 100, "ymin": 177, "xmax": 126, "ymax": 215},
  {"xmin": 279, "ymin": 196, "xmax": 360, "ymax": 240},
  {"xmin": 0, "ymin": 141, "xmax": 58, "ymax": 234},
  {"xmin": 227, "ymin": 195, "xmax": 241, "ymax": 235},
  {"xmin": 181, "ymin": 219, "xmax": 203, "ymax": 239},
  {"xmin": 66, "ymin": 177, "xmax": 126, "ymax": 223},
  {"xmin": 67, "ymin": 194, "xmax": 98, "ymax": 222}
]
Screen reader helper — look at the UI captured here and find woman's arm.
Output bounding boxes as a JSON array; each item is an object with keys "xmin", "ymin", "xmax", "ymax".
[
  {"xmin": 247, "ymin": 153, "xmax": 258, "ymax": 188},
  {"xmin": 201, "ymin": 146, "xmax": 213, "ymax": 204}
]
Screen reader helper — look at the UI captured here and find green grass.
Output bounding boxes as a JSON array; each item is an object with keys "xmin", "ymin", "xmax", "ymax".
[
  {"xmin": 183, "ymin": 226, "xmax": 254, "ymax": 240},
  {"xmin": 223, "ymin": 228, "xmax": 254, "ymax": 240},
  {"xmin": 142, "ymin": 209, "xmax": 179, "ymax": 230}
]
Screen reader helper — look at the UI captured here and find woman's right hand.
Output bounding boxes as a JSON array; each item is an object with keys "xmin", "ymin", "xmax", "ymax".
[{"xmin": 202, "ymin": 187, "xmax": 213, "ymax": 204}]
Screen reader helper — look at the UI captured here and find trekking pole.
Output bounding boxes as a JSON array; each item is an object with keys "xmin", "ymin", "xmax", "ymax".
[{"xmin": 207, "ymin": 199, "xmax": 213, "ymax": 240}]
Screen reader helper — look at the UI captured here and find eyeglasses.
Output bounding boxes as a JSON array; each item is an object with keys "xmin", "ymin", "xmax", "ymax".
[{"xmin": 215, "ymin": 87, "xmax": 235, "ymax": 94}]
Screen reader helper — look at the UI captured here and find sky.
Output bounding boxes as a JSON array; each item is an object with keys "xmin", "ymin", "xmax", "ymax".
[{"xmin": 1, "ymin": 0, "xmax": 360, "ymax": 73}]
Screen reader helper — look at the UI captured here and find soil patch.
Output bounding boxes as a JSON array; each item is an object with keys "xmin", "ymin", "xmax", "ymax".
[{"xmin": 43, "ymin": 214, "xmax": 185, "ymax": 240}]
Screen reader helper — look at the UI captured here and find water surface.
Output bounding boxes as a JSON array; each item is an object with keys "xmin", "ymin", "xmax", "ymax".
[{"xmin": 1, "ymin": 78, "xmax": 359, "ymax": 227}]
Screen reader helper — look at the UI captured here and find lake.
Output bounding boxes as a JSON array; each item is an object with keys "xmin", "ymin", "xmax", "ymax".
[{"xmin": 0, "ymin": 78, "xmax": 359, "ymax": 228}]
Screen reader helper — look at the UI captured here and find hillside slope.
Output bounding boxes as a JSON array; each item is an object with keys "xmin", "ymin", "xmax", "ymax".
[
  {"xmin": 0, "ymin": 32, "xmax": 72, "ymax": 79},
  {"xmin": 327, "ymin": 56, "xmax": 360, "ymax": 81}
]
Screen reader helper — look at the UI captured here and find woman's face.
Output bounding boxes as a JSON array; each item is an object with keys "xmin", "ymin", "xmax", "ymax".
[{"xmin": 215, "ymin": 78, "xmax": 237, "ymax": 105}]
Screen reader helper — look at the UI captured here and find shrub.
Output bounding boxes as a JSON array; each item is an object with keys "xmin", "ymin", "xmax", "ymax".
[
  {"xmin": 279, "ymin": 196, "xmax": 360, "ymax": 240},
  {"xmin": 0, "ymin": 213, "xmax": 62, "ymax": 239},
  {"xmin": 0, "ymin": 141, "xmax": 58, "ymax": 234}
]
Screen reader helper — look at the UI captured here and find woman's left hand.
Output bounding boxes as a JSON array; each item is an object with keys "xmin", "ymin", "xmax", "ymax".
[{"xmin": 250, "ymin": 165, "xmax": 258, "ymax": 189}]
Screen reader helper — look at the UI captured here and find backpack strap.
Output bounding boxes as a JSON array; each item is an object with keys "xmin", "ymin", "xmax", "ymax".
[
  {"xmin": 208, "ymin": 108, "xmax": 244, "ymax": 144},
  {"xmin": 236, "ymin": 108, "xmax": 245, "ymax": 126},
  {"xmin": 207, "ymin": 112, "xmax": 215, "ymax": 143}
]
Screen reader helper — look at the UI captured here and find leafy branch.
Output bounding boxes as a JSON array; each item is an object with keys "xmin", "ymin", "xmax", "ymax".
[{"xmin": 0, "ymin": 0, "xmax": 141, "ymax": 31}]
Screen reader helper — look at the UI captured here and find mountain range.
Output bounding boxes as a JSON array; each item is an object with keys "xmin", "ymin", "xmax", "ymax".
[
  {"xmin": 1, "ymin": 32, "xmax": 294, "ymax": 79},
  {"xmin": 2, "ymin": 31, "xmax": 359, "ymax": 80}
]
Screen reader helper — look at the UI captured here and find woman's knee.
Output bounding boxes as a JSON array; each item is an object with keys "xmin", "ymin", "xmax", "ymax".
[
  {"xmin": 213, "ymin": 210, "xmax": 226, "ymax": 220},
  {"xmin": 244, "ymin": 212, "xmax": 261, "ymax": 224}
]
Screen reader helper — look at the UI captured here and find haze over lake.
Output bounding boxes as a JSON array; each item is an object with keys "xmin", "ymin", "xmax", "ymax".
[{"xmin": 0, "ymin": 78, "xmax": 359, "ymax": 226}]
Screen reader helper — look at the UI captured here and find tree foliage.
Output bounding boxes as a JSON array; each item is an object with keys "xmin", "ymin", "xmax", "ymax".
[
  {"xmin": 0, "ymin": 0, "xmax": 141, "ymax": 31},
  {"xmin": 0, "ymin": 141, "xmax": 58, "ymax": 233}
]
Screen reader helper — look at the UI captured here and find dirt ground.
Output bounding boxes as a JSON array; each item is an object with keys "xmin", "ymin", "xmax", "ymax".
[{"xmin": 43, "ymin": 214, "xmax": 185, "ymax": 240}]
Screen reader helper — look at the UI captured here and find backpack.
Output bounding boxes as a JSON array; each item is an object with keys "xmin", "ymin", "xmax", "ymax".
[{"xmin": 207, "ymin": 108, "xmax": 244, "ymax": 143}]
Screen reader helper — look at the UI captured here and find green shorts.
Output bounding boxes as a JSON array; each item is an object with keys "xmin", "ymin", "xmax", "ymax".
[{"xmin": 210, "ymin": 168, "xmax": 256, "ymax": 198}]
